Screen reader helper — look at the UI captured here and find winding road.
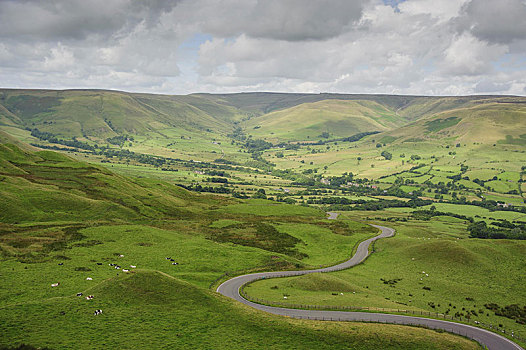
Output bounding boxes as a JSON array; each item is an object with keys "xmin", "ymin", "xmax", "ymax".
[{"xmin": 217, "ymin": 220, "xmax": 524, "ymax": 350}]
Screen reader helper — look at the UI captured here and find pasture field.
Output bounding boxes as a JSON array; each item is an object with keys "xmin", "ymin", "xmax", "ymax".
[
  {"xmin": 0, "ymin": 209, "xmax": 479, "ymax": 349},
  {"xmin": 386, "ymin": 203, "xmax": 526, "ymax": 222},
  {"xmin": 0, "ymin": 271, "xmax": 479, "ymax": 350},
  {"xmin": 245, "ymin": 215, "xmax": 526, "ymax": 342},
  {"xmin": 2, "ymin": 91, "xmax": 526, "ymax": 349}
]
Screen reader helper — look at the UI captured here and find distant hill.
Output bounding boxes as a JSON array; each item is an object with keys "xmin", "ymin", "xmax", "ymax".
[
  {"xmin": 376, "ymin": 99, "xmax": 526, "ymax": 145},
  {"xmin": 244, "ymin": 99, "xmax": 404, "ymax": 142},
  {"xmin": 0, "ymin": 89, "xmax": 524, "ymax": 146},
  {"xmin": 0, "ymin": 89, "xmax": 245, "ymax": 141}
]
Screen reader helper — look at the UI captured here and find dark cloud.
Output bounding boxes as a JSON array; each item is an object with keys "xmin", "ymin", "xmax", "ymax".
[
  {"xmin": 191, "ymin": 0, "xmax": 366, "ymax": 41},
  {"xmin": 456, "ymin": 0, "xmax": 526, "ymax": 44},
  {"xmin": 0, "ymin": 0, "xmax": 180, "ymax": 41}
]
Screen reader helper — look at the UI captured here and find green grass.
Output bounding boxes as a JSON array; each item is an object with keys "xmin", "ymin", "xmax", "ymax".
[
  {"xmin": 220, "ymin": 199, "xmax": 325, "ymax": 217},
  {"xmin": 245, "ymin": 100, "xmax": 399, "ymax": 142},
  {"xmin": 388, "ymin": 203, "xmax": 526, "ymax": 222},
  {"xmin": 246, "ymin": 217, "xmax": 526, "ymax": 339},
  {"xmin": 0, "ymin": 271, "xmax": 478, "ymax": 350},
  {"xmin": 272, "ymin": 222, "xmax": 378, "ymax": 266},
  {"xmin": 209, "ymin": 219, "xmax": 244, "ymax": 228},
  {"xmin": 424, "ymin": 117, "xmax": 460, "ymax": 132},
  {"xmin": 2, "ymin": 91, "xmax": 526, "ymax": 349}
]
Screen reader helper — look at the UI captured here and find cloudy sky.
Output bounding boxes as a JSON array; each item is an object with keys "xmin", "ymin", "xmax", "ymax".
[{"xmin": 1, "ymin": 0, "xmax": 525, "ymax": 95}]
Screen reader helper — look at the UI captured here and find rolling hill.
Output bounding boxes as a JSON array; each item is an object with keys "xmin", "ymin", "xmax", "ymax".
[
  {"xmin": 244, "ymin": 99, "xmax": 405, "ymax": 142},
  {"xmin": 2, "ymin": 89, "xmax": 525, "ymax": 147},
  {"xmin": 0, "ymin": 89, "xmax": 245, "ymax": 141},
  {"xmin": 376, "ymin": 99, "xmax": 526, "ymax": 145},
  {"xmin": 0, "ymin": 130, "xmax": 216, "ymax": 226}
]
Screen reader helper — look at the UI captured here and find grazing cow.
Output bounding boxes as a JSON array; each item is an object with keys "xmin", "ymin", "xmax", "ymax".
[
  {"xmin": 86, "ymin": 295, "xmax": 94, "ymax": 300},
  {"xmin": 77, "ymin": 292, "xmax": 83, "ymax": 297},
  {"xmin": 130, "ymin": 265, "xmax": 136, "ymax": 268},
  {"xmin": 123, "ymin": 269, "xmax": 129, "ymax": 272},
  {"xmin": 58, "ymin": 263, "xmax": 64, "ymax": 266},
  {"xmin": 119, "ymin": 254, "xmax": 124, "ymax": 258},
  {"xmin": 165, "ymin": 257, "xmax": 171, "ymax": 260},
  {"xmin": 172, "ymin": 262, "xmax": 178, "ymax": 265},
  {"xmin": 51, "ymin": 283, "xmax": 59, "ymax": 287},
  {"xmin": 86, "ymin": 277, "xmax": 93, "ymax": 281},
  {"xmin": 170, "ymin": 259, "xmax": 175, "ymax": 262},
  {"xmin": 97, "ymin": 263, "xmax": 102, "ymax": 265},
  {"xmin": 115, "ymin": 266, "xmax": 121, "ymax": 269},
  {"xmin": 94, "ymin": 309, "xmax": 103, "ymax": 316}
]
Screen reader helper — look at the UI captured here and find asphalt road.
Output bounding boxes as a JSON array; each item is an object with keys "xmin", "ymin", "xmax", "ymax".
[{"xmin": 217, "ymin": 224, "xmax": 523, "ymax": 350}]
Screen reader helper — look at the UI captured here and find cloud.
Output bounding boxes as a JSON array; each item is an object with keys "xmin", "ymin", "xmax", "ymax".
[
  {"xmin": 456, "ymin": 0, "xmax": 526, "ymax": 44},
  {"xmin": 439, "ymin": 33, "xmax": 507, "ymax": 76},
  {"xmin": 474, "ymin": 79, "xmax": 512, "ymax": 93},
  {"xmin": 0, "ymin": 0, "xmax": 523, "ymax": 95},
  {"xmin": 179, "ymin": 0, "xmax": 367, "ymax": 42}
]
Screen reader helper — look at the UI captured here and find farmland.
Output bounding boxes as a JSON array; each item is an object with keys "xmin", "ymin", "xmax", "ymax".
[{"xmin": 1, "ymin": 90, "xmax": 525, "ymax": 349}]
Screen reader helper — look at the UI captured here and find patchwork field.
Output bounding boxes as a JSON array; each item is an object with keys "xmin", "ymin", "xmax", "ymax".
[{"xmin": 1, "ymin": 90, "xmax": 525, "ymax": 349}]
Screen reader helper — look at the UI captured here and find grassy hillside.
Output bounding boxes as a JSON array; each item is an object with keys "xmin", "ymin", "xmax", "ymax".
[
  {"xmin": 3, "ymin": 89, "xmax": 522, "ymax": 144},
  {"xmin": 383, "ymin": 100, "xmax": 526, "ymax": 144},
  {"xmin": 246, "ymin": 214, "xmax": 526, "ymax": 341},
  {"xmin": 0, "ymin": 271, "xmax": 478, "ymax": 350},
  {"xmin": 245, "ymin": 100, "xmax": 404, "ymax": 142},
  {"xmin": 0, "ymin": 137, "xmax": 483, "ymax": 349},
  {"xmin": 0, "ymin": 131, "xmax": 209, "ymax": 225},
  {"xmin": 3, "ymin": 90, "xmax": 524, "ymax": 348},
  {"xmin": 0, "ymin": 89, "xmax": 243, "ymax": 140}
]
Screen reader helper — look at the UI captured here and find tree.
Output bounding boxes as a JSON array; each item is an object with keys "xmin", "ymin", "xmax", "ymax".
[
  {"xmin": 381, "ymin": 150, "xmax": 392, "ymax": 160},
  {"xmin": 252, "ymin": 188, "xmax": 267, "ymax": 199}
]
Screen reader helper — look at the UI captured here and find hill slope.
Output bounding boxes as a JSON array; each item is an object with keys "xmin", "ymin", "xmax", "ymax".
[
  {"xmin": 0, "ymin": 131, "xmax": 214, "ymax": 225},
  {"xmin": 1, "ymin": 89, "xmax": 525, "ymax": 147},
  {"xmin": 379, "ymin": 99, "xmax": 526, "ymax": 145},
  {"xmin": 245, "ymin": 99, "xmax": 404, "ymax": 142},
  {"xmin": 0, "ymin": 89, "xmax": 245, "ymax": 141}
]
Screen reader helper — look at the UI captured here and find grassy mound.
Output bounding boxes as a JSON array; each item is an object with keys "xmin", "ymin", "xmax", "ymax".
[{"xmin": 282, "ymin": 273, "xmax": 358, "ymax": 292}]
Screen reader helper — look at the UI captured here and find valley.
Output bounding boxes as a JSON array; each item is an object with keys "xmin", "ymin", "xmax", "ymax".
[{"xmin": 0, "ymin": 90, "xmax": 525, "ymax": 350}]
